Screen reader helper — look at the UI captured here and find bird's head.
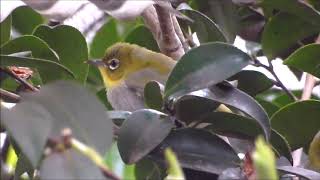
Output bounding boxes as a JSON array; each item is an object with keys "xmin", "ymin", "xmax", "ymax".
[{"xmin": 88, "ymin": 42, "xmax": 176, "ymax": 90}]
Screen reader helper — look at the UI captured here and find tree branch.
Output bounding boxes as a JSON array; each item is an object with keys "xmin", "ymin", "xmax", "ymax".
[{"xmin": 0, "ymin": 88, "xmax": 21, "ymax": 103}]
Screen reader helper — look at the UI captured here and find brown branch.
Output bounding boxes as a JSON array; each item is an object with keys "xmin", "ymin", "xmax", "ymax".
[
  {"xmin": 0, "ymin": 88, "xmax": 21, "ymax": 103},
  {"xmin": 172, "ymin": 15, "xmax": 190, "ymax": 52},
  {"xmin": 0, "ymin": 67, "xmax": 39, "ymax": 92},
  {"xmin": 142, "ymin": 4, "xmax": 185, "ymax": 60}
]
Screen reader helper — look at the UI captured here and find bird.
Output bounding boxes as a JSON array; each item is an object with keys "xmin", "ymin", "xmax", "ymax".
[{"xmin": 88, "ymin": 42, "xmax": 176, "ymax": 111}]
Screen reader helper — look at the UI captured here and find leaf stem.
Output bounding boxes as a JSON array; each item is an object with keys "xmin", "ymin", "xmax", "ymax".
[
  {"xmin": 253, "ymin": 58, "xmax": 298, "ymax": 101},
  {"xmin": 0, "ymin": 67, "xmax": 39, "ymax": 92}
]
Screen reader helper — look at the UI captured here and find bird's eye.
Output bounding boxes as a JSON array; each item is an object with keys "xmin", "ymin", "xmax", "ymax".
[{"xmin": 107, "ymin": 59, "xmax": 120, "ymax": 70}]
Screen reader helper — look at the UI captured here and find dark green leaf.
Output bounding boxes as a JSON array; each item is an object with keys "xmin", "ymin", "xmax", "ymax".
[
  {"xmin": 11, "ymin": 6, "xmax": 44, "ymax": 35},
  {"xmin": 40, "ymin": 150, "xmax": 104, "ymax": 179},
  {"xmin": 179, "ymin": 9, "xmax": 227, "ymax": 43},
  {"xmin": 271, "ymin": 100, "xmax": 320, "ymax": 150},
  {"xmin": 135, "ymin": 158, "xmax": 162, "ymax": 180},
  {"xmin": 193, "ymin": 0, "xmax": 239, "ymax": 43},
  {"xmin": 270, "ymin": 129, "xmax": 293, "ymax": 165},
  {"xmin": 262, "ymin": 13, "xmax": 320, "ymax": 59},
  {"xmin": 90, "ymin": 19, "xmax": 119, "ymax": 59},
  {"xmin": 164, "ymin": 42, "xmax": 251, "ymax": 99},
  {"xmin": 151, "ymin": 129, "xmax": 240, "ymax": 174},
  {"xmin": 125, "ymin": 25, "xmax": 159, "ymax": 52},
  {"xmin": 0, "ymin": 15, "xmax": 11, "ymax": 47},
  {"xmin": 173, "ymin": 95, "xmax": 220, "ymax": 125},
  {"xmin": 259, "ymin": 0, "xmax": 320, "ymax": 26},
  {"xmin": 309, "ymin": 0, "xmax": 320, "ymax": 11},
  {"xmin": 118, "ymin": 109, "xmax": 174, "ymax": 164},
  {"xmin": 107, "ymin": 111, "xmax": 131, "ymax": 126},
  {"xmin": 203, "ymin": 112, "xmax": 264, "ymax": 140},
  {"xmin": 104, "ymin": 142, "xmax": 136, "ymax": 179},
  {"xmin": 284, "ymin": 44, "xmax": 320, "ymax": 78},
  {"xmin": 309, "ymin": 131, "xmax": 320, "ymax": 171},
  {"xmin": 256, "ymin": 98, "xmax": 279, "ymax": 117},
  {"xmin": 144, "ymin": 81, "xmax": 163, "ymax": 111},
  {"xmin": 277, "ymin": 166, "xmax": 320, "ymax": 180},
  {"xmin": 0, "ymin": 55, "xmax": 74, "ymax": 82},
  {"xmin": 272, "ymin": 90, "xmax": 319, "ymax": 107},
  {"xmin": 14, "ymin": 153, "xmax": 34, "ymax": 179},
  {"xmin": 33, "ymin": 25, "xmax": 89, "ymax": 83},
  {"xmin": 187, "ymin": 82, "xmax": 270, "ymax": 139},
  {"xmin": 229, "ymin": 70, "xmax": 274, "ymax": 96},
  {"xmin": 1, "ymin": 103, "xmax": 52, "ymax": 167}
]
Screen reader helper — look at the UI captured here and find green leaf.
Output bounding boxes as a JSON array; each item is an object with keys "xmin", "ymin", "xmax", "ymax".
[
  {"xmin": 271, "ymin": 100, "xmax": 320, "ymax": 150},
  {"xmin": 203, "ymin": 112, "xmax": 265, "ymax": 140},
  {"xmin": 96, "ymin": 89, "xmax": 113, "ymax": 110},
  {"xmin": 272, "ymin": 90, "xmax": 319, "ymax": 107},
  {"xmin": 229, "ymin": 70, "xmax": 274, "ymax": 96},
  {"xmin": 90, "ymin": 19, "xmax": 119, "ymax": 59},
  {"xmin": 173, "ymin": 95, "xmax": 220, "ymax": 125},
  {"xmin": 11, "ymin": 6, "xmax": 44, "ymax": 35},
  {"xmin": 125, "ymin": 25, "xmax": 159, "ymax": 52},
  {"xmin": 256, "ymin": 98, "xmax": 280, "ymax": 117},
  {"xmin": 104, "ymin": 142, "xmax": 136, "ymax": 179},
  {"xmin": 151, "ymin": 129, "xmax": 240, "ymax": 174},
  {"xmin": 117, "ymin": 109, "xmax": 174, "ymax": 164},
  {"xmin": 0, "ymin": 15, "xmax": 11, "ymax": 47},
  {"xmin": 277, "ymin": 166, "xmax": 320, "ymax": 180},
  {"xmin": 14, "ymin": 153, "xmax": 34, "ymax": 179},
  {"xmin": 144, "ymin": 81, "xmax": 163, "ymax": 111},
  {"xmin": 164, "ymin": 42, "xmax": 251, "ymax": 99},
  {"xmin": 262, "ymin": 13, "xmax": 320, "ymax": 59},
  {"xmin": 1, "ymin": 103, "xmax": 52, "ymax": 167},
  {"xmin": 33, "ymin": 25, "xmax": 89, "ymax": 83},
  {"xmin": 135, "ymin": 158, "xmax": 162, "ymax": 180},
  {"xmin": 187, "ymin": 83, "xmax": 271, "ymax": 139},
  {"xmin": 192, "ymin": 0, "xmax": 239, "ymax": 43},
  {"xmin": 270, "ymin": 129, "xmax": 293, "ymax": 165},
  {"xmin": 40, "ymin": 149, "xmax": 104, "ymax": 179},
  {"xmin": 0, "ymin": 55, "xmax": 74, "ymax": 82},
  {"xmin": 284, "ymin": 44, "xmax": 320, "ymax": 78},
  {"xmin": 259, "ymin": 0, "xmax": 320, "ymax": 26},
  {"xmin": 179, "ymin": 9, "xmax": 227, "ymax": 43},
  {"xmin": 164, "ymin": 148, "xmax": 185, "ymax": 180},
  {"xmin": 253, "ymin": 137, "xmax": 278, "ymax": 180}
]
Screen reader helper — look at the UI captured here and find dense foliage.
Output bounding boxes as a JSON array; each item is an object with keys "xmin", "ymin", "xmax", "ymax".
[{"xmin": 0, "ymin": 0, "xmax": 320, "ymax": 179}]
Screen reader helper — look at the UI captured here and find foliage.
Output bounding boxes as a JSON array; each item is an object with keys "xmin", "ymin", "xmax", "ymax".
[{"xmin": 0, "ymin": 1, "xmax": 320, "ymax": 180}]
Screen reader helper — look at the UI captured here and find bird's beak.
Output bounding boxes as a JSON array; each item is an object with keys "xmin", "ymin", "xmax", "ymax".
[{"xmin": 85, "ymin": 59, "xmax": 105, "ymax": 67}]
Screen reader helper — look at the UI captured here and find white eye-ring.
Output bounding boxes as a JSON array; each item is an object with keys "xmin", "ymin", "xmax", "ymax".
[{"xmin": 107, "ymin": 58, "xmax": 120, "ymax": 70}]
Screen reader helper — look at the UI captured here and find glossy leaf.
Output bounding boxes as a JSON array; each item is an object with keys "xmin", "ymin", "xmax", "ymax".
[
  {"xmin": 135, "ymin": 158, "xmax": 162, "ymax": 180},
  {"xmin": 164, "ymin": 42, "xmax": 251, "ymax": 99},
  {"xmin": 271, "ymin": 100, "xmax": 320, "ymax": 150},
  {"xmin": 259, "ymin": 0, "xmax": 320, "ymax": 26},
  {"xmin": 253, "ymin": 137, "xmax": 278, "ymax": 180},
  {"xmin": 180, "ymin": 9, "xmax": 226, "ymax": 43},
  {"xmin": 151, "ymin": 129, "xmax": 240, "ymax": 174},
  {"xmin": 125, "ymin": 25, "xmax": 159, "ymax": 52},
  {"xmin": 14, "ymin": 153, "xmax": 34, "ymax": 179},
  {"xmin": 193, "ymin": 0, "xmax": 239, "ymax": 43},
  {"xmin": 270, "ymin": 129, "xmax": 293, "ymax": 165},
  {"xmin": 262, "ymin": 13, "xmax": 320, "ymax": 59},
  {"xmin": 33, "ymin": 25, "xmax": 89, "ymax": 83},
  {"xmin": 203, "ymin": 112, "xmax": 264, "ymax": 140},
  {"xmin": 144, "ymin": 81, "xmax": 163, "ymax": 111},
  {"xmin": 40, "ymin": 150, "xmax": 104, "ymax": 179},
  {"xmin": 11, "ymin": 6, "xmax": 44, "ymax": 35},
  {"xmin": 104, "ymin": 142, "xmax": 136, "ymax": 179},
  {"xmin": 0, "ymin": 55, "xmax": 74, "ymax": 82},
  {"xmin": 90, "ymin": 19, "xmax": 119, "ymax": 59},
  {"xmin": 0, "ymin": 15, "xmax": 11, "ymax": 47},
  {"xmin": 185, "ymin": 83, "xmax": 270, "ymax": 139},
  {"xmin": 256, "ymin": 98, "xmax": 279, "ymax": 117},
  {"xmin": 118, "ymin": 109, "xmax": 174, "ymax": 164},
  {"xmin": 229, "ymin": 70, "xmax": 274, "ymax": 96},
  {"xmin": 277, "ymin": 166, "xmax": 320, "ymax": 180},
  {"xmin": 284, "ymin": 44, "xmax": 320, "ymax": 78},
  {"xmin": 173, "ymin": 95, "xmax": 220, "ymax": 125}
]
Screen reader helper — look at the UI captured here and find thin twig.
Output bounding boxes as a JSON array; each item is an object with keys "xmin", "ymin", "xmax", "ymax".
[
  {"xmin": 0, "ymin": 88, "xmax": 21, "ymax": 103},
  {"xmin": 0, "ymin": 67, "xmax": 39, "ymax": 92},
  {"xmin": 172, "ymin": 15, "xmax": 190, "ymax": 52},
  {"xmin": 253, "ymin": 58, "xmax": 298, "ymax": 101}
]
